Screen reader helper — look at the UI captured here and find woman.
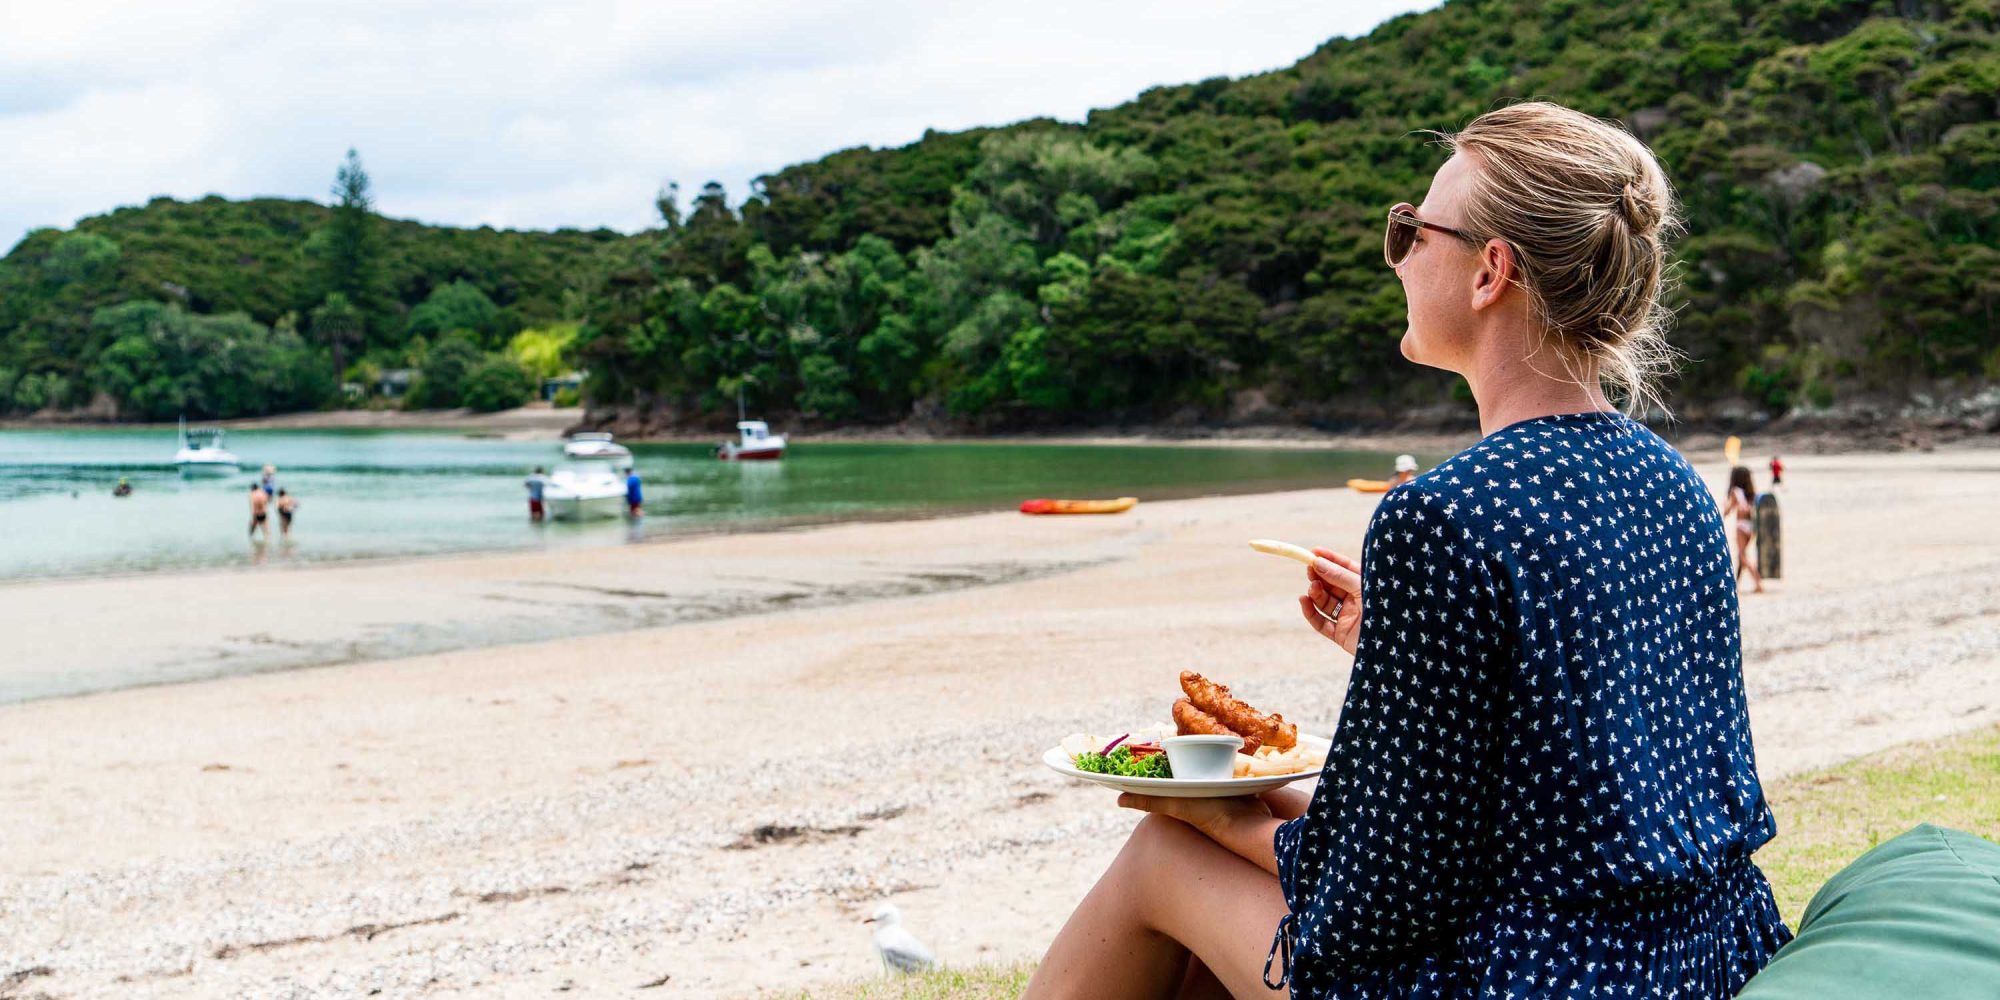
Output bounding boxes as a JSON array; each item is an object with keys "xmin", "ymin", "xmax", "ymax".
[
  {"xmin": 1025, "ymin": 102, "xmax": 1791, "ymax": 999},
  {"xmin": 1722, "ymin": 465, "xmax": 1764, "ymax": 594}
]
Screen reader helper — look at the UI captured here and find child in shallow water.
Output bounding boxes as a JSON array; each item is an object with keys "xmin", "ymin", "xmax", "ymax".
[{"xmin": 276, "ymin": 489, "xmax": 298, "ymax": 536}]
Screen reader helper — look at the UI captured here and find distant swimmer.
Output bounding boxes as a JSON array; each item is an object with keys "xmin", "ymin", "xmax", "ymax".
[
  {"xmin": 259, "ymin": 464, "xmax": 279, "ymax": 499},
  {"xmin": 525, "ymin": 466, "xmax": 548, "ymax": 522},
  {"xmin": 112, "ymin": 477, "xmax": 133, "ymax": 497},
  {"xmin": 276, "ymin": 489, "xmax": 298, "ymax": 535},
  {"xmin": 248, "ymin": 483, "xmax": 270, "ymax": 540}
]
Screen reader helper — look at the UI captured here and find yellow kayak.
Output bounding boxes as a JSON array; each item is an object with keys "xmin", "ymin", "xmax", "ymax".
[
  {"xmin": 1019, "ymin": 497, "xmax": 1138, "ymax": 515},
  {"xmin": 1347, "ymin": 478, "xmax": 1392, "ymax": 494}
]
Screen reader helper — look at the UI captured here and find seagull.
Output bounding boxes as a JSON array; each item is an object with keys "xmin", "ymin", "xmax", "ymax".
[{"xmin": 864, "ymin": 903, "xmax": 936, "ymax": 975}]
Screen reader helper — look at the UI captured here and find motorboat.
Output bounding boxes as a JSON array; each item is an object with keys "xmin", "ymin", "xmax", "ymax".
[
  {"xmin": 543, "ymin": 467, "xmax": 627, "ymax": 520},
  {"xmin": 716, "ymin": 420, "xmax": 786, "ymax": 461},
  {"xmin": 563, "ymin": 431, "xmax": 632, "ymax": 462},
  {"xmin": 174, "ymin": 417, "xmax": 240, "ymax": 476}
]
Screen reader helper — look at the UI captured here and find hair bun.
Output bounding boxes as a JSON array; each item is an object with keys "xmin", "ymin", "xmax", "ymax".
[{"xmin": 1619, "ymin": 182, "xmax": 1660, "ymax": 234}]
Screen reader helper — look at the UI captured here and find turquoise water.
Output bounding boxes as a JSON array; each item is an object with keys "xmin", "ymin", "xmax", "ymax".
[{"xmin": 0, "ymin": 428, "xmax": 1418, "ymax": 581}]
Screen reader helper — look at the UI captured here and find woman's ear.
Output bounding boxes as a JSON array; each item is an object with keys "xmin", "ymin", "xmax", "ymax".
[{"xmin": 1469, "ymin": 240, "xmax": 1514, "ymax": 312}]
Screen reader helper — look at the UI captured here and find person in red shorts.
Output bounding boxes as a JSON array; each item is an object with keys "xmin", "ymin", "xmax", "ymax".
[{"xmin": 524, "ymin": 466, "xmax": 548, "ymax": 522}]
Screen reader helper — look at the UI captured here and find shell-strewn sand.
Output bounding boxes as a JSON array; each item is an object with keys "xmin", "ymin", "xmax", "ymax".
[{"xmin": 2, "ymin": 446, "xmax": 1997, "ymax": 998}]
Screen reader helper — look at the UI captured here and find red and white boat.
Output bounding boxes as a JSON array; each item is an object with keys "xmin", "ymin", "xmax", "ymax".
[{"xmin": 717, "ymin": 420, "xmax": 786, "ymax": 461}]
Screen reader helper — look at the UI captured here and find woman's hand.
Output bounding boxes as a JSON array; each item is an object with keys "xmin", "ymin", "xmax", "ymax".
[
  {"xmin": 1116, "ymin": 792, "xmax": 1281, "ymax": 875},
  {"xmin": 1300, "ymin": 547, "xmax": 1362, "ymax": 655},
  {"xmin": 1116, "ymin": 791, "xmax": 1269, "ymax": 838}
]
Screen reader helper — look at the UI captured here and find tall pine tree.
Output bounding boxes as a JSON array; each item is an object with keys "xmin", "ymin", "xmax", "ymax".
[{"xmin": 316, "ymin": 148, "xmax": 388, "ymax": 344}]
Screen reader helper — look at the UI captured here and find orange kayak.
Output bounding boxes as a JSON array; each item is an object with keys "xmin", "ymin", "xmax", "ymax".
[
  {"xmin": 1347, "ymin": 479, "xmax": 1392, "ymax": 494},
  {"xmin": 1020, "ymin": 497, "xmax": 1138, "ymax": 515}
]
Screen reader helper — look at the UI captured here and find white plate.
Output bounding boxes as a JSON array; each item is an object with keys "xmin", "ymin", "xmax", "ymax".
[{"xmin": 1041, "ymin": 744, "xmax": 1323, "ymax": 798}]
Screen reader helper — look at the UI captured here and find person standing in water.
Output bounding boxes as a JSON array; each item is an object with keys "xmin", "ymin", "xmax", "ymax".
[
  {"xmin": 1722, "ymin": 465, "xmax": 1763, "ymax": 594},
  {"xmin": 259, "ymin": 464, "xmax": 279, "ymax": 499},
  {"xmin": 525, "ymin": 466, "xmax": 548, "ymax": 522},
  {"xmin": 276, "ymin": 489, "xmax": 298, "ymax": 536},
  {"xmin": 624, "ymin": 467, "xmax": 644, "ymax": 518},
  {"xmin": 248, "ymin": 483, "xmax": 270, "ymax": 539},
  {"xmin": 112, "ymin": 477, "xmax": 133, "ymax": 497}
]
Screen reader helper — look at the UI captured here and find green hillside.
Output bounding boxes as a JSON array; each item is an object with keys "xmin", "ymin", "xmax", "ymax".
[
  {"xmin": 0, "ymin": 192, "xmax": 628, "ymax": 417},
  {"xmin": 3, "ymin": 0, "xmax": 1995, "ymax": 426},
  {"xmin": 583, "ymin": 0, "xmax": 1999, "ymax": 429}
]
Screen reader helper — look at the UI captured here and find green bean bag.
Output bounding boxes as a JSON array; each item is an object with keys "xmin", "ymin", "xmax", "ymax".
[{"xmin": 1736, "ymin": 824, "xmax": 2000, "ymax": 999}]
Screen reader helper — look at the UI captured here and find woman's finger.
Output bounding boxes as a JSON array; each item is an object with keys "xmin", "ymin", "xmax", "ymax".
[
  {"xmin": 1312, "ymin": 547, "xmax": 1361, "ymax": 573},
  {"xmin": 1117, "ymin": 792, "xmax": 1160, "ymax": 814},
  {"xmin": 1309, "ymin": 555, "xmax": 1361, "ymax": 596},
  {"xmin": 1300, "ymin": 595, "xmax": 1340, "ymax": 640}
]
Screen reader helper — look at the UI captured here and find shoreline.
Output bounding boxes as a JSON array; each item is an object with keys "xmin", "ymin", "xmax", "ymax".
[
  {"xmin": 8, "ymin": 404, "xmax": 1994, "ymax": 456},
  {"xmin": 0, "ymin": 469, "xmax": 1386, "ymax": 600},
  {"xmin": 1, "ymin": 447, "xmax": 1997, "ymax": 996},
  {"xmin": 0, "ymin": 501, "xmax": 1135, "ymax": 705}
]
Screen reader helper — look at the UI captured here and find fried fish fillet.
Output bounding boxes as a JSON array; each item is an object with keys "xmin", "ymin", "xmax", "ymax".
[
  {"xmin": 1173, "ymin": 698, "xmax": 1262, "ymax": 754},
  {"xmin": 1179, "ymin": 670, "xmax": 1297, "ymax": 751}
]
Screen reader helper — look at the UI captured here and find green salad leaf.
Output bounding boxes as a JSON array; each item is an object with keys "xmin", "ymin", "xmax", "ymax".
[{"xmin": 1073, "ymin": 745, "xmax": 1171, "ymax": 779}]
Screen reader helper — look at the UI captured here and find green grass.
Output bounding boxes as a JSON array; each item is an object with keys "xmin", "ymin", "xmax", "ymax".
[
  {"xmin": 1756, "ymin": 725, "xmax": 2000, "ymax": 925},
  {"xmin": 796, "ymin": 963, "xmax": 1034, "ymax": 999},
  {"xmin": 801, "ymin": 726, "xmax": 2000, "ymax": 998}
]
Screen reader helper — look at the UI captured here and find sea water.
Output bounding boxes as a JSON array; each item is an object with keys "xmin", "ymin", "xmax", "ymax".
[{"xmin": 0, "ymin": 428, "xmax": 1420, "ymax": 581}]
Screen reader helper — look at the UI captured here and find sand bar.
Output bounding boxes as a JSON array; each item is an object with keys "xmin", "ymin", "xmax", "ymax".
[{"xmin": 1, "ymin": 445, "xmax": 1997, "ymax": 997}]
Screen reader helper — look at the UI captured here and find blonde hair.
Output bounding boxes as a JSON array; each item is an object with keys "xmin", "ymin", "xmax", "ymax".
[{"xmin": 1435, "ymin": 102, "xmax": 1683, "ymax": 417}]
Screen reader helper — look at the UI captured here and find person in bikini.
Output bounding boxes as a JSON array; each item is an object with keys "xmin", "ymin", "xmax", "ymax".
[
  {"xmin": 248, "ymin": 483, "xmax": 270, "ymax": 540},
  {"xmin": 1722, "ymin": 465, "xmax": 1763, "ymax": 594}
]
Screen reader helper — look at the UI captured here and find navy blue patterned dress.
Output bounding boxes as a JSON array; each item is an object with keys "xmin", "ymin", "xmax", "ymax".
[{"xmin": 1269, "ymin": 411, "xmax": 1792, "ymax": 998}]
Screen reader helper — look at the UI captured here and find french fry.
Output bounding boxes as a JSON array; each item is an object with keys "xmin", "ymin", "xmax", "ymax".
[{"xmin": 1248, "ymin": 539, "xmax": 1316, "ymax": 566}]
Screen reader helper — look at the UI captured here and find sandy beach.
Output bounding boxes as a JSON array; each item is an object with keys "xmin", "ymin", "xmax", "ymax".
[{"xmin": 3, "ymin": 443, "xmax": 1998, "ymax": 998}]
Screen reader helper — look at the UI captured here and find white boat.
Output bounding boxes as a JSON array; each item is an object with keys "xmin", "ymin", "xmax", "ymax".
[
  {"xmin": 563, "ymin": 432, "xmax": 632, "ymax": 462},
  {"xmin": 716, "ymin": 420, "xmax": 786, "ymax": 461},
  {"xmin": 543, "ymin": 467, "xmax": 627, "ymax": 520},
  {"xmin": 174, "ymin": 417, "xmax": 240, "ymax": 476}
]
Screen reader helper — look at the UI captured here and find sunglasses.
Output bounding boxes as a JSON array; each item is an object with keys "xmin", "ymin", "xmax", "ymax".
[{"xmin": 1384, "ymin": 202, "xmax": 1479, "ymax": 268}]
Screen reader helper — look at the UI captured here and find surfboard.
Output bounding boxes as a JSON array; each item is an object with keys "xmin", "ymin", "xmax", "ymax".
[{"xmin": 1754, "ymin": 491, "xmax": 1781, "ymax": 580}]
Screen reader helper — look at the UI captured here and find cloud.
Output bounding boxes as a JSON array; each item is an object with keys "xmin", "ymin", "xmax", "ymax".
[{"xmin": 0, "ymin": 1, "xmax": 1433, "ymax": 252}]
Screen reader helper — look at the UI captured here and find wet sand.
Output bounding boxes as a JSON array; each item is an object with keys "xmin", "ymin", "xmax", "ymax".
[{"xmin": 1, "ymin": 444, "xmax": 1997, "ymax": 997}]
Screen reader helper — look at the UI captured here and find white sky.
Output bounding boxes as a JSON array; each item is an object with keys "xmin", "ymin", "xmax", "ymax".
[{"xmin": 0, "ymin": 1, "xmax": 1433, "ymax": 253}]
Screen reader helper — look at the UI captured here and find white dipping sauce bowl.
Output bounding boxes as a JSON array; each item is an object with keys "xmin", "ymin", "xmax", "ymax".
[{"xmin": 1162, "ymin": 734, "xmax": 1243, "ymax": 780}]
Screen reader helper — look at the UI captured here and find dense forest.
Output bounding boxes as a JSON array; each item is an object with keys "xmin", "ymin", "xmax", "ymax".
[
  {"xmin": 2, "ymin": 0, "xmax": 1995, "ymax": 427},
  {"xmin": 0, "ymin": 149, "xmax": 619, "ymax": 418}
]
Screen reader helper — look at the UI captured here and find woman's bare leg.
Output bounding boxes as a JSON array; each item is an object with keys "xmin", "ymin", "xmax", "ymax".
[
  {"xmin": 1172, "ymin": 786, "xmax": 1312, "ymax": 997},
  {"xmin": 1735, "ymin": 532, "xmax": 1763, "ymax": 592},
  {"xmin": 1024, "ymin": 814, "xmax": 1292, "ymax": 1000}
]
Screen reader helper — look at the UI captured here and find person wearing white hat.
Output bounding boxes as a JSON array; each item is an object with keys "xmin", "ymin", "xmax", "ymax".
[{"xmin": 1390, "ymin": 454, "xmax": 1419, "ymax": 486}]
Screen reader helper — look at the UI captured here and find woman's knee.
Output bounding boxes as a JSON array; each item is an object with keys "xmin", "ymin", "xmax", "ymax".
[{"xmin": 1113, "ymin": 815, "xmax": 1208, "ymax": 889}]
